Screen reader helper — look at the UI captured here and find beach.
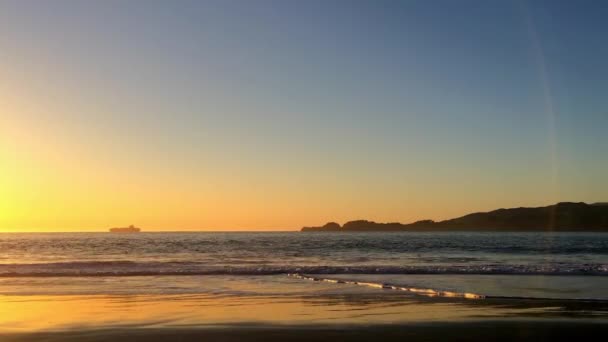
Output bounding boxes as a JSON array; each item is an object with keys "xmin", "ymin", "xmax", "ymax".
[
  {"xmin": 0, "ymin": 274, "xmax": 607, "ymax": 341},
  {"xmin": 0, "ymin": 232, "xmax": 606, "ymax": 340}
]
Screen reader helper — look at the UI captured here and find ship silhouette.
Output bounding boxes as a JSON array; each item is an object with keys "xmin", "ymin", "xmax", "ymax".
[{"xmin": 109, "ymin": 225, "xmax": 141, "ymax": 233}]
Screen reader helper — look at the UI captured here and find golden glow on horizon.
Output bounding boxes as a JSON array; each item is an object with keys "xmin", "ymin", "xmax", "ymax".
[
  {"xmin": 0, "ymin": 108, "xmax": 572, "ymax": 232},
  {"xmin": 0, "ymin": 99, "xmax": 468, "ymax": 232}
]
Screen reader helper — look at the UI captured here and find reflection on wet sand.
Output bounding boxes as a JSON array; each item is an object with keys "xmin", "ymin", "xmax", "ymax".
[
  {"xmin": 1, "ymin": 291, "xmax": 607, "ymax": 333},
  {"xmin": 0, "ymin": 274, "xmax": 607, "ymax": 342}
]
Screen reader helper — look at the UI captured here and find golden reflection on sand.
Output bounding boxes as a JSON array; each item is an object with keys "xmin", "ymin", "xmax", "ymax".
[{"xmin": 0, "ymin": 294, "xmax": 520, "ymax": 332}]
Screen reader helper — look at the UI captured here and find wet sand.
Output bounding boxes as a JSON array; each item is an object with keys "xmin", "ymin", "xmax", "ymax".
[{"xmin": 1, "ymin": 275, "xmax": 606, "ymax": 341}]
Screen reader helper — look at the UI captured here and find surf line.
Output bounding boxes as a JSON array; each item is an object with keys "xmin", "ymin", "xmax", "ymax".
[{"xmin": 287, "ymin": 273, "xmax": 485, "ymax": 300}]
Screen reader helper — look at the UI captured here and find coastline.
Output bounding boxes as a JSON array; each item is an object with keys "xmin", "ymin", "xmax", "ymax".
[{"xmin": 1, "ymin": 233, "xmax": 606, "ymax": 341}]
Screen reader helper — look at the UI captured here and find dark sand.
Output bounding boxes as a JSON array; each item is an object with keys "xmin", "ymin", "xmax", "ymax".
[{"xmin": 2, "ymin": 321, "xmax": 607, "ymax": 342}]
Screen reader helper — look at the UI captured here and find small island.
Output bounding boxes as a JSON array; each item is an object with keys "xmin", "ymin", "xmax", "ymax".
[
  {"xmin": 109, "ymin": 225, "xmax": 141, "ymax": 233},
  {"xmin": 302, "ymin": 202, "xmax": 608, "ymax": 232}
]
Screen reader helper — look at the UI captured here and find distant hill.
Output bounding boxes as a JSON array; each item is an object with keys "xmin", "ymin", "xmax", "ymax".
[{"xmin": 301, "ymin": 202, "xmax": 608, "ymax": 232}]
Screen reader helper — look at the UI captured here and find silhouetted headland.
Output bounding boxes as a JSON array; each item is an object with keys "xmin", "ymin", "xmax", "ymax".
[
  {"xmin": 302, "ymin": 202, "xmax": 608, "ymax": 232},
  {"xmin": 109, "ymin": 225, "xmax": 141, "ymax": 233}
]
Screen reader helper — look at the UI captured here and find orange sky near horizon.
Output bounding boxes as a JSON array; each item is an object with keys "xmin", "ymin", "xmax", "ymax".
[
  {"xmin": 0, "ymin": 89, "xmax": 594, "ymax": 232},
  {"xmin": 0, "ymin": 123, "xmax": 556, "ymax": 233}
]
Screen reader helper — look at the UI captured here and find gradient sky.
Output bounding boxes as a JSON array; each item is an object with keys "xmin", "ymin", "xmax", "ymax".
[{"xmin": 1, "ymin": 0, "xmax": 607, "ymax": 231}]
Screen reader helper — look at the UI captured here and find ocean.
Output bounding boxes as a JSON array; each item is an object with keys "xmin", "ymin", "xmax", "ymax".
[
  {"xmin": 1, "ymin": 231, "xmax": 607, "ymax": 297},
  {"xmin": 2, "ymin": 232, "xmax": 607, "ymax": 277},
  {"xmin": 1, "ymin": 232, "xmax": 607, "ymax": 338}
]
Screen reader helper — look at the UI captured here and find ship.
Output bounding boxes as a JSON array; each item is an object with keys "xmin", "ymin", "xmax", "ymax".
[{"xmin": 109, "ymin": 225, "xmax": 141, "ymax": 233}]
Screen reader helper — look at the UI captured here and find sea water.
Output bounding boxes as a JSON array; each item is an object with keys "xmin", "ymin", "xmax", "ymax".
[
  {"xmin": 1, "ymin": 232, "xmax": 606, "ymax": 275},
  {"xmin": 0, "ymin": 232, "xmax": 607, "ymax": 299}
]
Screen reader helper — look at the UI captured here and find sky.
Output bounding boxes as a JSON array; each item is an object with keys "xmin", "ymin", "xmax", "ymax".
[{"xmin": 1, "ymin": 0, "xmax": 607, "ymax": 231}]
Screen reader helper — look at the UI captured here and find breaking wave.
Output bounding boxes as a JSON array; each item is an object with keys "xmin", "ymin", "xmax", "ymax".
[
  {"xmin": 0, "ymin": 261, "xmax": 606, "ymax": 277},
  {"xmin": 288, "ymin": 274, "xmax": 608, "ymax": 302}
]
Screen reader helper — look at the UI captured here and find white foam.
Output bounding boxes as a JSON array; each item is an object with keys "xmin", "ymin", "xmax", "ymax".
[{"xmin": 288, "ymin": 273, "xmax": 486, "ymax": 299}]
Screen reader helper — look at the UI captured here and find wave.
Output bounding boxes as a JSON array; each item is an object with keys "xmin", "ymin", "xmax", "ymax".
[
  {"xmin": 288, "ymin": 273, "xmax": 486, "ymax": 299},
  {"xmin": 288, "ymin": 274, "xmax": 608, "ymax": 302},
  {"xmin": 0, "ymin": 261, "xmax": 606, "ymax": 277}
]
